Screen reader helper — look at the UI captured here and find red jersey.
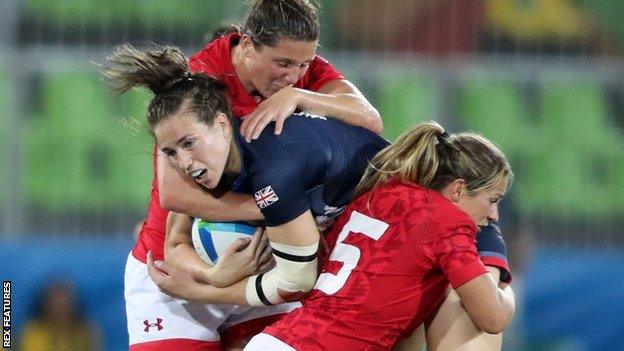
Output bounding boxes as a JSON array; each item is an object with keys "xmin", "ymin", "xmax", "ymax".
[
  {"xmin": 132, "ymin": 146, "xmax": 169, "ymax": 261},
  {"xmin": 132, "ymin": 33, "xmax": 344, "ymax": 262},
  {"xmin": 264, "ymin": 180, "xmax": 488, "ymax": 350}
]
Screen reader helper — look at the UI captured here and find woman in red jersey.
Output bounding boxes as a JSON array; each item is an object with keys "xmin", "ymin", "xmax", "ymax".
[
  {"xmin": 120, "ymin": 1, "xmax": 382, "ymax": 350},
  {"xmin": 244, "ymin": 122, "xmax": 516, "ymax": 351}
]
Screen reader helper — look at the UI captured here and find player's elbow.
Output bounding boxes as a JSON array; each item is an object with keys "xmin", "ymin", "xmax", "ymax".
[
  {"xmin": 163, "ymin": 239, "xmax": 179, "ymax": 262},
  {"xmin": 160, "ymin": 189, "xmax": 197, "ymax": 215},
  {"xmin": 473, "ymin": 308, "xmax": 514, "ymax": 334},
  {"xmin": 478, "ymin": 314, "xmax": 509, "ymax": 334},
  {"xmin": 163, "ymin": 234, "xmax": 184, "ymax": 262},
  {"xmin": 288, "ymin": 271, "xmax": 317, "ymax": 292},
  {"xmin": 275, "ymin": 258, "xmax": 318, "ymax": 295},
  {"xmin": 277, "ymin": 271, "xmax": 317, "ymax": 302},
  {"xmin": 159, "ymin": 188, "xmax": 180, "ymax": 212},
  {"xmin": 366, "ymin": 109, "xmax": 383, "ymax": 135}
]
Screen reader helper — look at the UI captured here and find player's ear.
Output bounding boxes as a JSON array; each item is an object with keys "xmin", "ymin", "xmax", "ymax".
[
  {"xmin": 240, "ymin": 34, "xmax": 255, "ymax": 56},
  {"xmin": 444, "ymin": 179, "xmax": 467, "ymax": 203},
  {"xmin": 214, "ymin": 112, "xmax": 232, "ymax": 138}
]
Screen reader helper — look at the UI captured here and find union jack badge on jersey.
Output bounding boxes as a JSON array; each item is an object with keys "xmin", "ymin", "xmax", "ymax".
[{"xmin": 255, "ymin": 185, "xmax": 279, "ymax": 209}]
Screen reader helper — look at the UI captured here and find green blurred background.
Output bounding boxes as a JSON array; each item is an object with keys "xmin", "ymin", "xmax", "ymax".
[{"xmin": 1, "ymin": 1, "xmax": 623, "ymax": 350}]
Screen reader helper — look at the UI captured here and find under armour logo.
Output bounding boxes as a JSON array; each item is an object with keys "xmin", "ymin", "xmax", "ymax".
[{"xmin": 143, "ymin": 318, "xmax": 163, "ymax": 332}]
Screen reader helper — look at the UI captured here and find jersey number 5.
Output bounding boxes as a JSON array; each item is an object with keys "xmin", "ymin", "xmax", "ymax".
[{"xmin": 315, "ymin": 211, "xmax": 389, "ymax": 295}]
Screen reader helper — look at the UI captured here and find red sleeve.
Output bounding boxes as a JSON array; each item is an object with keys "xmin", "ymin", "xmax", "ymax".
[
  {"xmin": 301, "ymin": 55, "xmax": 344, "ymax": 92},
  {"xmin": 434, "ymin": 224, "xmax": 488, "ymax": 289},
  {"xmin": 480, "ymin": 256, "xmax": 512, "ymax": 284}
]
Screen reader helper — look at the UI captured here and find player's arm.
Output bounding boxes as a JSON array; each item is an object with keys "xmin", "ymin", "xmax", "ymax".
[
  {"xmin": 152, "ymin": 218, "xmax": 270, "ymax": 305},
  {"xmin": 157, "ymin": 154, "xmax": 263, "ymax": 221},
  {"xmin": 420, "ymin": 266, "xmax": 505, "ymax": 351},
  {"xmin": 300, "ymin": 79, "xmax": 382, "ymax": 133},
  {"xmin": 435, "ymin": 224, "xmax": 515, "ymax": 335},
  {"xmin": 148, "ymin": 251, "xmax": 250, "ymax": 304},
  {"xmin": 240, "ymin": 79, "xmax": 382, "ymax": 141},
  {"xmin": 395, "ymin": 266, "xmax": 506, "ymax": 351},
  {"xmin": 245, "ymin": 210, "xmax": 321, "ymax": 305},
  {"xmin": 163, "ymin": 212, "xmax": 210, "ymax": 282},
  {"xmin": 426, "ymin": 225, "xmax": 513, "ymax": 349},
  {"xmin": 454, "ymin": 272, "xmax": 515, "ymax": 334},
  {"xmin": 164, "ymin": 211, "xmax": 273, "ymax": 288},
  {"xmin": 150, "ymin": 210, "xmax": 319, "ymax": 305}
]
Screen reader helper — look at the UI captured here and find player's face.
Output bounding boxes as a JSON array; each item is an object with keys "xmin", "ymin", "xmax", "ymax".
[
  {"xmin": 155, "ymin": 111, "xmax": 232, "ymax": 189},
  {"xmin": 244, "ymin": 37, "xmax": 317, "ymax": 97},
  {"xmin": 457, "ymin": 176, "xmax": 508, "ymax": 226}
]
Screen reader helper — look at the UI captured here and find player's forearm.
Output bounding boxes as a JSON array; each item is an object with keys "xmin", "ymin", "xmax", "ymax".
[
  {"xmin": 165, "ymin": 241, "xmax": 212, "ymax": 283},
  {"xmin": 210, "ymin": 191, "xmax": 264, "ymax": 221},
  {"xmin": 294, "ymin": 88, "xmax": 383, "ymax": 134},
  {"xmin": 244, "ymin": 213, "xmax": 320, "ymax": 306},
  {"xmin": 485, "ymin": 265, "xmax": 515, "ymax": 329},
  {"xmin": 493, "ymin": 285, "xmax": 515, "ymax": 331},
  {"xmin": 456, "ymin": 273, "xmax": 515, "ymax": 334},
  {"xmin": 163, "ymin": 186, "xmax": 262, "ymax": 221},
  {"xmin": 476, "ymin": 284, "xmax": 516, "ymax": 334},
  {"xmin": 193, "ymin": 278, "xmax": 248, "ymax": 305}
]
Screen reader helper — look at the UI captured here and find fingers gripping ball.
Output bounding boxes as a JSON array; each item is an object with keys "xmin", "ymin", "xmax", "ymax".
[
  {"xmin": 477, "ymin": 223, "xmax": 512, "ymax": 283},
  {"xmin": 191, "ymin": 218, "xmax": 257, "ymax": 265}
]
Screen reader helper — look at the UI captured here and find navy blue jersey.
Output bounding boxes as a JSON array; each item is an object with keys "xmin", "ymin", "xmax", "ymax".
[{"xmin": 233, "ymin": 112, "xmax": 389, "ymax": 228}]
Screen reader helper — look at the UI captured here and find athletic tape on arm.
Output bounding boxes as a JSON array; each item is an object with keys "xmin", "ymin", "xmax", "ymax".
[{"xmin": 245, "ymin": 241, "xmax": 319, "ymax": 306}]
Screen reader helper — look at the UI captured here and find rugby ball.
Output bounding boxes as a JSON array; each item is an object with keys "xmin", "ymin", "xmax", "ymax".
[{"xmin": 191, "ymin": 218, "xmax": 257, "ymax": 265}]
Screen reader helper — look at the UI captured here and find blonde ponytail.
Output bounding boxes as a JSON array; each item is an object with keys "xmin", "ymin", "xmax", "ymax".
[
  {"xmin": 357, "ymin": 121, "xmax": 512, "ymax": 196},
  {"xmin": 357, "ymin": 121, "xmax": 444, "ymax": 195}
]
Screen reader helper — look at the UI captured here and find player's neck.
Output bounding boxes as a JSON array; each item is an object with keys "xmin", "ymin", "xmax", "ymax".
[
  {"xmin": 230, "ymin": 44, "xmax": 255, "ymax": 94},
  {"xmin": 224, "ymin": 138, "xmax": 243, "ymax": 177}
]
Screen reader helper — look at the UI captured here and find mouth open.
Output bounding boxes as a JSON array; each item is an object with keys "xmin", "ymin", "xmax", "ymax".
[{"xmin": 189, "ymin": 169, "xmax": 207, "ymax": 180}]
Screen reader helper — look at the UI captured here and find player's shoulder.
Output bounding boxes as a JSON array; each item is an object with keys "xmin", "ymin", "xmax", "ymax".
[
  {"xmin": 429, "ymin": 191, "xmax": 477, "ymax": 235},
  {"xmin": 255, "ymin": 112, "xmax": 329, "ymax": 141},
  {"xmin": 372, "ymin": 179, "xmax": 429, "ymax": 202},
  {"xmin": 189, "ymin": 33, "xmax": 235, "ymax": 73},
  {"xmin": 368, "ymin": 180, "xmax": 474, "ymax": 229},
  {"xmin": 303, "ymin": 55, "xmax": 343, "ymax": 84},
  {"xmin": 240, "ymin": 125, "xmax": 302, "ymax": 164},
  {"xmin": 361, "ymin": 180, "xmax": 429, "ymax": 219},
  {"xmin": 311, "ymin": 54, "xmax": 332, "ymax": 66}
]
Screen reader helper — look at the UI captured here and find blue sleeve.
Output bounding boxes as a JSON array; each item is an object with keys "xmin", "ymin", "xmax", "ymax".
[
  {"xmin": 477, "ymin": 223, "xmax": 512, "ymax": 283},
  {"xmin": 250, "ymin": 159, "xmax": 312, "ymax": 227}
]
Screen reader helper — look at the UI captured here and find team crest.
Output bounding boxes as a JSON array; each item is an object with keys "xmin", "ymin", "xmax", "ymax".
[{"xmin": 255, "ymin": 185, "xmax": 279, "ymax": 209}]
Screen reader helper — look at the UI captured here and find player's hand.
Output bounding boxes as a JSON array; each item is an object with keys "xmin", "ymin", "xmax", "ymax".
[
  {"xmin": 147, "ymin": 251, "xmax": 204, "ymax": 301},
  {"xmin": 240, "ymin": 86, "xmax": 300, "ymax": 142},
  {"xmin": 207, "ymin": 227, "xmax": 274, "ymax": 288}
]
